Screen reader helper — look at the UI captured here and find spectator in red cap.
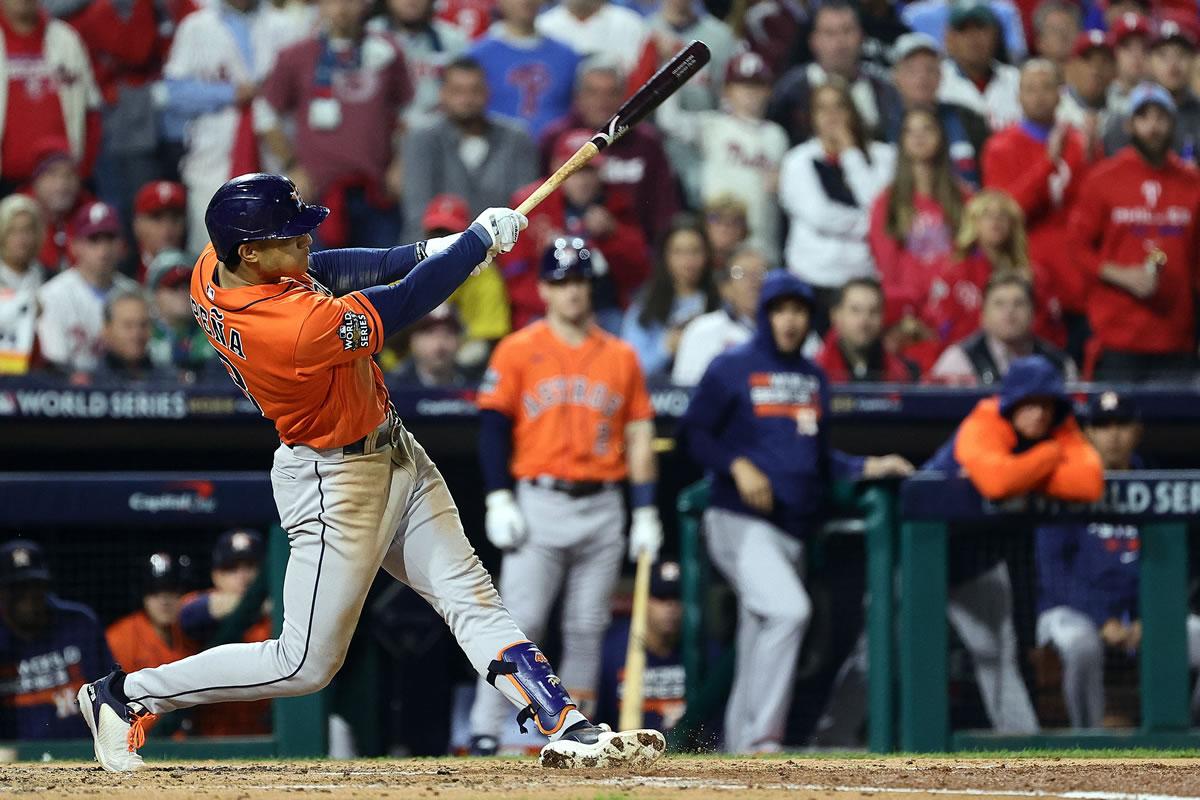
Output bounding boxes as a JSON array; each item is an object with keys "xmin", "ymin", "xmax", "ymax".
[
  {"xmin": 131, "ymin": 181, "xmax": 187, "ymax": 282},
  {"xmin": 36, "ymin": 201, "xmax": 138, "ymax": 375},
  {"xmin": 539, "ymin": 62, "xmax": 679, "ymax": 245},
  {"xmin": 0, "ymin": 0, "xmax": 100, "ymax": 190},
  {"xmin": 422, "ymin": 193, "xmax": 510, "ymax": 369},
  {"xmin": 983, "ymin": 59, "xmax": 1090, "ymax": 332},
  {"xmin": 504, "ymin": 129, "xmax": 651, "ymax": 331},
  {"xmin": 1071, "ymin": 83, "xmax": 1200, "ymax": 381},
  {"xmin": 257, "ymin": 0, "xmax": 413, "ymax": 249},
  {"xmin": 657, "ymin": 50, "xmax": 789, "ymax": 260},
  {"xmin": 1057, "ymin": 30, "xmax": 1115, "ymax": 146},
  {"xmin": 25, "ymin": 138, "xmax": 90, "ymax": 272},
  {"xmin": 1102, "ymin": 20, "xmax": 1200, "ymax": 159},
  {"xmin": 90, "ymin": 289, "xmax": 173, "ymax": 383},
  {"xmin": 146, "ymin": 249, "xmax": 215, "ymax": 380},
  {"xmin": 0, "ymin": 195, "xmax": 45, "ymax": 375},
  {"xmin": 391, "ymin": 304, "xmax": 470, "ymax": 387},
  {"xmin": 1107, "ymin": 13, "xmax": 1153, "ymax": 116}
]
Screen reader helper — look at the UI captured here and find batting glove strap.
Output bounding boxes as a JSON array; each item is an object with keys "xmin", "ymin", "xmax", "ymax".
[
  {"xmin": 472, "ymin": 208, "xmax": 528, "ymax": 256},
  {"xmin": 486, "ymin": 641, "xmax": 576, "ymax": 736}
]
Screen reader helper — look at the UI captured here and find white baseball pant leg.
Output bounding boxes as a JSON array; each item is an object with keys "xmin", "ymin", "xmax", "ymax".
[
  {"xmin": 947, "ymin": 561, "xmax": 1039, "ymax": 734},
  {"xmin": 1035, "ymin": 606, "xmax": 1105, "ymax": 728},
  {"xmin": 704, "ymin": 508, "xmax": 810, "ymax": 754},
  {"xmin": 469, "ymin": 484, "xmax": 624, "ymax": 737},
  {"xmin": 126, "ymin": 422, "xmax": 533, "ymax": 718}
]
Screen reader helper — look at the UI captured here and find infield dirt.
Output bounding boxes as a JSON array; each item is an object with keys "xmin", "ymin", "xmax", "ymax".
[{"xmin": 2, "ymin": 756, "xmax": 1200, "ymax": 799}]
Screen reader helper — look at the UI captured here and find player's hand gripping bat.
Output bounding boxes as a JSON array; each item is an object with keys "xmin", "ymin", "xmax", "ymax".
[{"xmin": 516, "ymin": 41, "xmax": 710, "ymax": 219}]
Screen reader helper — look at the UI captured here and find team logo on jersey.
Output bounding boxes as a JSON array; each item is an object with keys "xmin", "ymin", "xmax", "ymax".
[
  {"xmin": 748, "ymin": 372, "xmax": 822, "ymax": 435},
  {"xmin": 337, "ymin": 312, "xmax": 371, "ymax": 351},
  {"xmin": 521, "ymin": 376, "xmax": 623, "ymax": 420},
  {"xmin": 1141, "ymin": 180, "xmax": 1162, "ymax": 209}
]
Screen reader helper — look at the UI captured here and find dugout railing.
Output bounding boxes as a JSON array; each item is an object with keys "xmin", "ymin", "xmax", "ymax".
[
  {"xmin": 0, "ymin": 473, "xmax": 325, "ymax": 761},
  {"xmin": 899, "ymin": 473, "xmax": 1200, "ymax": 752}
]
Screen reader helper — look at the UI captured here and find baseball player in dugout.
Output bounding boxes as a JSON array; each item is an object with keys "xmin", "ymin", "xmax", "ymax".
[
  {"xmin": 467, "ymin": 237, "xmax": 663, "ymax": 756},
  {"xmin": 677, "ymin": 271, "xmax": 914, "ymax": 754},
  {"xmin": 76, "ymin": 173, "xmax": 666, "ymax": 772}
]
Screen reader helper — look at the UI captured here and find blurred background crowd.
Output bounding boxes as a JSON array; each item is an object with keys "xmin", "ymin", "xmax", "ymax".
[
  {"xmin": 2, "ymin": 0, "xmax": 1200, "ymax": 758},
  {"xmin": 1, "ymin": 0, "xmax": 1199, "ymax": 387}
]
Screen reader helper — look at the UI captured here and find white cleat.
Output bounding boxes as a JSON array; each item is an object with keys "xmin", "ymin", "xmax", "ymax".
[
  {"xmin": 77, "ymin": 671, "xmax": 156, "ymax": 773},
  {"xmin": 539, "ymin": 722, "xmax": 666, "ymax": 769}
]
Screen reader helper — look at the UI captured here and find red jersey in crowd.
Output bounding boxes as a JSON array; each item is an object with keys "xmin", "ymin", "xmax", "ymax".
[
  {"xmin": 1, "ymin": 13, "xmax": 69, "ymax": 183},
  {"xmin": 500, "ymin": 178, "xmax": 650, "ymax": 329},
  {"xmin": 1069, "ymin": 148, "xmax": 1200, "ymax": 357},
  {"xmin": 814, "ymin": 330, "xmax": 918, "ymax": 383},
  {"xmin": 983, "ymin": 122, "xmax": 1090, "ymax": 312}
]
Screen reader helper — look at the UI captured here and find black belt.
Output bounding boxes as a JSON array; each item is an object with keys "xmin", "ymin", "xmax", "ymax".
[
  {"xmin": 293, "ymin": 412, "xmax": 396, "ymax": 456},
  {"xmin": 526, "ymin": 477, "xmax": 617, "ymax": 498}
]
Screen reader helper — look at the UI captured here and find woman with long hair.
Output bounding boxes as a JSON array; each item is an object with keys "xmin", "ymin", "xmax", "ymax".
[
  {"xmin": 778, "ymin": 77, "xmax": 895, "ymax": 331},
  {"xmin": 869, "ymin": 107, "xmax": 968, "ymax": 350},
  {"xmin": 620, "ymin": 214, "xmax": 721, "ymax": 377}
]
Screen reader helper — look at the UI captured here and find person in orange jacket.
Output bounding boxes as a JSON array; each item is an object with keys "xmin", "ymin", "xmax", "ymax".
[
  {"xmin": 924, "ymin": 353, "xmax": 1103, "ymax": 733},
  {"xmin": 106, "ymin": 552, "xmax": 193, "ymax": 675}
]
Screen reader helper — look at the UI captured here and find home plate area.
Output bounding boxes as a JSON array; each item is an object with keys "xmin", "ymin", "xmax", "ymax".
[{"xmin": 2, "ymin": 757, "xmax": 1200, "ymax": 799}]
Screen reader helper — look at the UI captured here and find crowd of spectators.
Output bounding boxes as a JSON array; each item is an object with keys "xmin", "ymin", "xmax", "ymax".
[{"xmin": 0, "ymin": 0, "xmax": 1198, "ymax": 387}]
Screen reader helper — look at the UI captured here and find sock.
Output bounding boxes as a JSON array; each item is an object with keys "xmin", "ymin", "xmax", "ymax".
[{"xmin": 548, "ymin": 709, "xmax": 590, "ymax": 741}]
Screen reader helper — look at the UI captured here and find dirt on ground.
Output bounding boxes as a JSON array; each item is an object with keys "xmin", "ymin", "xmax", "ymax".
[{"xmin": 1, "ymin": 756, "xmax": 1199, "ymax": 800}]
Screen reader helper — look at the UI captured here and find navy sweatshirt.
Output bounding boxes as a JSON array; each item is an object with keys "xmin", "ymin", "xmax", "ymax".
[{"xmin": 678, "ymin": 271, "xmax": 864, "ymax": 537}]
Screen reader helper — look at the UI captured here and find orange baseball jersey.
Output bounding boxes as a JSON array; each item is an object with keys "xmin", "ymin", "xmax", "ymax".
[
  {"xmin": 189, "ymin": 244, "xmax": 388, "ymax": 448},
  {"xmin": 479, "ymin": 321, "xmax": 653, "ymax": 481},
  {"xmin": 106, "ymin": 611, "xmax": 193, "ymax": 675}
]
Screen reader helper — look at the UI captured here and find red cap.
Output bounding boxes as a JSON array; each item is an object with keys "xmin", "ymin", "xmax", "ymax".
[
  {"xmin": 1153, "ymin": 18, "xmax": 1198, "ymax": 51},
  {"xmin": 553, "ymin": 129, "xmax": 604, "ymax": 171},
  {"xmin": 134, "ymin": 181, "xmax": 186, "ymax": 216},
  {"xmin": 725, "ymin": 50, "xmax": 773, "ymax": 85},
  {"xmin": 71, "ymin": 201, "xmax": 122, "ymax": 240},
  {"xmin": 412, "ymin": 303, "xmax": 462, "ymax": 332},
  {"xmin": 30, "ymin": 136, "xmax": 74, "ymax": 178},
  {"xmin": 422, "ymin": 194, "xmax": 470, "ymax": 233},
  {"xmin": 1107, "ymin": 12, "xmax": 1151, "ymax": 47},
  {"xmin": 1072, "ymin": 29, "xmax": 1113, "ymax": 58}
]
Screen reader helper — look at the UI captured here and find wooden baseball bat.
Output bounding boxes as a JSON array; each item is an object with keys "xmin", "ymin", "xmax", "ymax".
[
  {"xmin": 514, "ymin": 40, "xmax": 711, "ymax": 219},
  {"xmin": 618, "ymin": 548, "xmax": 653, "ymax": 731}
]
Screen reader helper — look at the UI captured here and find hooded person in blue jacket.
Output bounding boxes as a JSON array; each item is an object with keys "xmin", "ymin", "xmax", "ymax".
[{"xmin": 678, "ymin": 270, "xmax": 913, "ymax": 754}]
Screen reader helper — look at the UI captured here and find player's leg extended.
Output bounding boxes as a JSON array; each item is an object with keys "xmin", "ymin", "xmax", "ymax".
[
  {"xmin": 81, "ymin": 442, "xmax": 412, "ymax": 771},
  {"xmin": 1036, "ymin": 606, "xmax": 1104, "ymax": 728},
  {"xmin": 704, "ymin": 508, "xmax": 811, "ymax": 753},
  {"xmin": 556, "ymin": 488, "xmax": 625, "ymax": 719},
  {"xmin": 947, "ymin": 561, "xmax": 1039, "ymax": 734}
]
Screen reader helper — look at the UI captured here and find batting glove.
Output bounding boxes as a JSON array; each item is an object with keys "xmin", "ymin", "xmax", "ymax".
[
  {"xmin": 473, "ymin": 208, "xmax": 528, "ymax": 257},
  {"xmin": 425, "ymin": 232, "xmax": 487, "ymax": 277},
  {"xmin": 628, "ymin": 506, "xmax": 663, "ymax": 562},
  {"xmin": 485, "ymin": 489, "xmax": 528, "ymax": 551}
]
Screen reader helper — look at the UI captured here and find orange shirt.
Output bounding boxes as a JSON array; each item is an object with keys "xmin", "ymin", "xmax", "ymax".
[
  {"xmin": 480, "ymin": 321, "xmax": 653, "ymax": 482},
  {"xmin": 106, "ymin": 611, "xmax": 193, "ymax": 675},
  {"xmin": 189, "ymin": 245, "xmax": 388, "ymax": 448}
]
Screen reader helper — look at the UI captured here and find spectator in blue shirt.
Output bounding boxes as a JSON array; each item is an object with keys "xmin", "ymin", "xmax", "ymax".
[
  {"xmin": 620, "ymin": 215, "xmax": 719, "ymax": 378},
  {"xmin": 470, "ymin": 0, "xmax": 581, "ymax": 139}
]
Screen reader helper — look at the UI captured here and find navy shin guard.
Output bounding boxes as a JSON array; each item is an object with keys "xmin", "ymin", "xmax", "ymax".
[{"xmin": 487, "ymin": 641, "xmax": 576, "ymax": 735}]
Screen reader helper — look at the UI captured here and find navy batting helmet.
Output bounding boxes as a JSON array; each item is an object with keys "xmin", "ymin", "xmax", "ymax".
[
  {"xmin": 143, "ymin": 551, "xmax": 188, "ymax": 595},
  {"xmin": 204, "ymin": 173, "xmax": 329, "ymax": 263},
  {"xmin": 539, "ymin": 237, "xmax": 593, "ymax": 283}
]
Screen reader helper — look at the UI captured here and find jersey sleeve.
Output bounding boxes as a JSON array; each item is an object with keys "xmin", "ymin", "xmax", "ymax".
[
  {"xmin": 624, "ymin": 347, "xmax": 654, "ymax": 423},
  {"xmin": 292, "ymin": 291, "xmax": 385, "ymax": 373},
  {"xmin": 477, "ymin": 336, "xmax": 522, "ymax": 416}
]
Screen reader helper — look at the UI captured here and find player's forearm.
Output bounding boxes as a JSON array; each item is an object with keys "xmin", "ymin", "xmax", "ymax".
[
  {"xmin": 478, "ymin": 410, "xmax": 515, "ymax": 492},
  {"xmin": 359, "ymin": 224, "xmax": 489, "ymax": 337},
  {"xmin": 307, "ymin": 244, "xmax": 422, "ymax": 295},
  {"xmin": 625, "ymin": 420, "xmax": 657, "ymax": 491}
]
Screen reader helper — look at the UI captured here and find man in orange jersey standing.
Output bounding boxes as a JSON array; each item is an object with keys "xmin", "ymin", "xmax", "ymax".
[
  {"xmin": 467, "ymin": 237, "xmax": 663, "ymax": 756},
  {"xmin": 77, "ymin": 174, "xmax": 666, "ymax": 772}
]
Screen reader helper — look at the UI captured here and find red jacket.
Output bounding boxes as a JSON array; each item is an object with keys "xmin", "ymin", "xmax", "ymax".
[
  {"xmin": 499, "ymin": 179, "xmax": 651, "ymax": 329},
  {"xmin": 1068, "ymin": 148, "xmax": 1200, "ymax": 357},
  {"xmin": 814, "ymin": 330, "xmax": 918, "ymax": 383},
  {"xmin": 983, "ymin": 123, "xmax": 1090, "ymax": 312}
]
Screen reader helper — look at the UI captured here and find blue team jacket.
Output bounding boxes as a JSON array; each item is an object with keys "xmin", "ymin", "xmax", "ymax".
[{"xmin": 678, "ymin": 271, "xmax": 863, "ymax": 537}]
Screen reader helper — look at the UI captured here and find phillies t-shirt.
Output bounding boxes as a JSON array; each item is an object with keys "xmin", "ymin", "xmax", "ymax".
[{"xmin": 0, "ymin": 13, "xmax": 68, "ymax": 183}]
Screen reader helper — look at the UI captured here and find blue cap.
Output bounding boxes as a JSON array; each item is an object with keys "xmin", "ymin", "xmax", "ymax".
[
  {"xmin": 539, "ymin": 236, "xmax": 594, "ymax": 282},
  {"xmin": 0, "ymin": 539, "xmax": 50, "ymax": 585},
  {"xmin": 1128, "ymin": 82, "xmax": 1176, "ymax": 117},
  {"xmin": 212, "ymin": 529, "xmax": 264, "ymax": 570}
]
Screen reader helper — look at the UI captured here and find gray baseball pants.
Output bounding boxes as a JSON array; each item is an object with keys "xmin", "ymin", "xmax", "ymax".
[
  {"xmin": 469, "ymin": 482, "xmax": 625, "ymax": 737},
  {"xmin": 124, "ymin": 420, "xmax": 535, "ymax": 720},
  {"xmin": 704, "ymin": 508, "xmax": 811, "ymax": 754}
]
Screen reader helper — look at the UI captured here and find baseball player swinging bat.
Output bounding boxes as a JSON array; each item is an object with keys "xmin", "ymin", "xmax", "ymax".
[{"xmin": 517, "ymin": 40, "xmax": 711, "ymax": 218}]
